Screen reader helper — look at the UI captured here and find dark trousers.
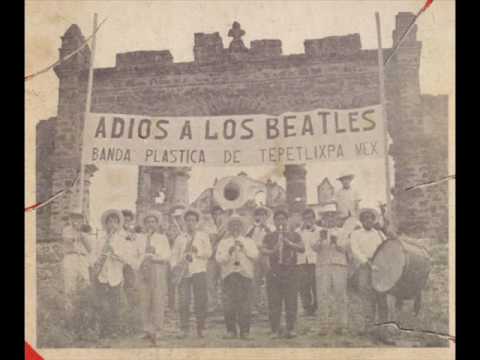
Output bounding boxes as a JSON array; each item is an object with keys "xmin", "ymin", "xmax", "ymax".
[
  {"xmin": 266, "ymin": 268, "xmax": 299, "ymax": 333},
  {"xmin": 222, "ymin": 273, "xmax": 253, "ymax": 336},
  {"xmin": 95, "ymin": 282, "xmax": 123, "ymax": 337},
  {"xmin": 167, "ymin": 265, "xmax": 176, "ymax": 311},
  {"xmin": 356, "ymin": 264, "xmax": 388, "ymax": 329},
  {"xmin": 177, "ymin": 272, "xmax": 208, "ymax": 332},
  {"xmin": 123, "ymin": 265, "xmax": 137, "ymax": 309},
  {"xmin": 298, "ymin": 263, "xmax": 317, "ymax": 313}
]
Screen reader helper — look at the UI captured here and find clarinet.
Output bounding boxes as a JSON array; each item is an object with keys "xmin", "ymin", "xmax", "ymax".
[
  {"xmin": 93, "ymin": 231, "xmax": 113, "ymax": 278},
  {"xmin": 278, "ymin": 225, "xmax": 286, "ymax": 264}
]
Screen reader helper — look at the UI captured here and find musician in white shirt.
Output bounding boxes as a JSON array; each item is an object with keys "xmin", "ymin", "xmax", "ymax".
[
  {"xmin": 349, "ymin": 208, "xmax": 388, "ymax": 337},
  {"xmin": 137, "ymin": 210, "xmax": 171, "ymax": 344},
  {"xmin": 245, "ymin": 206, "xmax": 273, "ymax": 314},
  {"xmin": 171, "ymin": 209, "xmax": 212, "ymax": 338},
  {"xmin": 62, "ymin": 211, "xmax": 92, "ymax": 312},
  {"xmin": 334, "ymin": 173, "xmax": 361, "ymax": 219},
  {"xmin": 311, "ymin": 204, "xmax": 350, "ymax": 335},
  {"xmin": 216, "ymin": 216, "xmax": 258, "ymax": 339},
  {"xmin": 296, "ymin": 208, "xmax": 319, "ymax": 316},
  {"xmin": 206, "ymin": 205, "xmax": 226, "ymax": 313},
  {"xmin": 93, "ymin": 209, "xmax": 132, "ymax": 339},
  {"xmin": 121, "ymin": 209, "xmax": 141, "ymax": 309}
]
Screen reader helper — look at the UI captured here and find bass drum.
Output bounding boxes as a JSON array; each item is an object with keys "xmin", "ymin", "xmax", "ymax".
[{"xmin": 371, "ymin": 239, "xmax": 432, "ymax": 300}]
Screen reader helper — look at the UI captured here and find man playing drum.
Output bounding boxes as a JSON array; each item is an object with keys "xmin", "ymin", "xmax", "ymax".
[{"xmin": 349, "ymin": 208, "xmax": 389, "ymax": 342}]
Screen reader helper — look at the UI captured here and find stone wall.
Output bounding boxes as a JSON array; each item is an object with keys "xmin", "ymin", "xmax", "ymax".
[{"xmin": 36, "ymin": 14, "xmax": 450, "ymax": 296}]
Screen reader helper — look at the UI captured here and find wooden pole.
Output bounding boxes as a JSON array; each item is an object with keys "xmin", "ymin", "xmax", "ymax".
[
  {"xmin": 375, "ymin": 12, "xmax": 393, "ymax": 227},
  {"xmin": 78, "ymin": 13, "xmax": 98, "ymax": 220}
]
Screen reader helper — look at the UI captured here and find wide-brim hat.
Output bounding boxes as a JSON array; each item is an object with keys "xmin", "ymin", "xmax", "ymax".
[
  {"xmin": 101, "ymin": 209, "xmax": 124, "ymax": 230},
  {"xmin": 183, "ymin": 207, "xmax": 202, "ymax": 221},
  {"xmin": 225, "ymin": 215, "xmax": 248, "ymax": 233},
  {"xmin": 337, "ymin": 173, "xmax": 355, "ymax": 181},
  {"xmin": 169, "ymin": 204, "xmax": 187, "ymax": 217},
  {"xmin": 141, "ymin": 210, "xmax": 164, "ymax": 226},
  {"xmin": 358, "ymin": 208, "xmax": 380, "ymax": 223},
  {"xmin": 253, "ymin": 206, "xmax": 272, "ymax": 218}
]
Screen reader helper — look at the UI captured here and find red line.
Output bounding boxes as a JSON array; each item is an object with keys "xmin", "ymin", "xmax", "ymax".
[{"xmin": 24, "ymin": 203, "xmax": 40, "ymax": 212}]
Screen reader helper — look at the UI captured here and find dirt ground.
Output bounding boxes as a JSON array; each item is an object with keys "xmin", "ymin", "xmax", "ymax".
[{"xmin": 38, "ymin": 242, "xmax": 451, "ymax": 349}]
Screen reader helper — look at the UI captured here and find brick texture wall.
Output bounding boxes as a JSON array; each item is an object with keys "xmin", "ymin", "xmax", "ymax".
[{"xmin": 36, "ymin": 14, "xmax": 449, "ymax": 295}]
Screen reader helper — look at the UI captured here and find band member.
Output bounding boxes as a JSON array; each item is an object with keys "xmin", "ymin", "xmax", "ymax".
[
  {"xmin": 166, "ymin": 204, "xmax": 187, "ymax": 312},
  {"xmin": 349, "ymin": 208, "xmax": 388, "ymax": 341},
  {"xmin": 261, "ymin": 209, "xmax": 305, "ymax": 339},
  {"xmin": 93, "ymin": 209, "xmax": 132, "ymax": 338},
  {"xmin": 137, "ymin": 210, "xmax": 171, "ymax": 344},
  {"xmin": 245, "ymin": 206, "xmax": 272, "ymax": 314},
  {"xmin": 62, "ymin": 211, "xmax": 92, "ymax": 312},
  {"xmin": 121, "ymin": 209, "xmax": 140, "ymax": 309},
  {"xmin": 334, "ymin": 173, "xmax": 361, "ymax": 220},
  {"xmin": 207, "ymin": 205, "xmax": 226, "ymax": 313},
  {"xmin": 311, "ymin": 204, "xmax": 349, "ymax": 335},
  {"xmin": 296, "ymin": 207, "xmax": 319, "ymax": 316},
  {"xmin": 216, "ymin": 215, "xmax": 258, "ymax": 340},
  {"xmin": 171, "ymin": 208, "xmax": 212, "ymax": 338}
]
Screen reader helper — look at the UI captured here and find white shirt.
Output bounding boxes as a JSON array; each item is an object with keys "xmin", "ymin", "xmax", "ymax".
[
  {"xmin": 216, "ymin": 235, "xmax": 259, "ymax": 279},
  {"xmin": 334, "ymin": 187, "xmax": 360, "ymax": 218},
  {"xmin": 349, "ymin": 228, "xmax": 385, "ymax": 265},
  {"xmin": 245, "ymin": 223, "xmax": 273, "ymax": 247},
  {"xmin": 137, "ymin": 232, "xmax": 171, "ymax": 268},
  {"xmin": 296, "ymin": 224, "xmax": 320, "ymax": 264},
  {"xmin": 96, "ymin": 229, "xmax": 132, "ymax": 287},
  {"xmin": 171, "ymin": 230, "xmax": 212, "ymax": 276}
]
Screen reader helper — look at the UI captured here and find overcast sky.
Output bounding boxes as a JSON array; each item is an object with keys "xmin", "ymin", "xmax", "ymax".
[{"xmin": 25, "ymin": 1, "xmax": 455, "ymax": 229}]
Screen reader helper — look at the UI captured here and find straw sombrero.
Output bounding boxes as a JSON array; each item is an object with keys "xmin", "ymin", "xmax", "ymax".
[
  {"xmin": 254, "ymin": 206, "xmax": 272, "ymax": 218},
  {"xmin": 100, "ymin": 209, "xmax": 124, "ymax": 230},
  {"xmin": 225, "ymin": 215, "xmax": 248, "ymax": 234},
  {"xmin": 169, "ymin": 204, "xmax": 187, "ymax": 217},
  {"xmin": 140, "ymin": 210, "xmax": 164, "ymax": 226},
  {"xmin": 337, "ymin": 173, "xmax": 355, "ymax": 181}
]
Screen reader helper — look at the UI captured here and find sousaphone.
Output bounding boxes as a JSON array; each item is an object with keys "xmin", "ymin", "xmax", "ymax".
[{"xmin": 213, "ymin": 175, "xmax": 267, "ymax": 211}]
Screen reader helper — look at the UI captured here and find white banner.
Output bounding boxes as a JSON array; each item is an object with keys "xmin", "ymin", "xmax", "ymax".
[{"xmin": 83, "ymin": 105, "xmax": 385, "ymax": 167}]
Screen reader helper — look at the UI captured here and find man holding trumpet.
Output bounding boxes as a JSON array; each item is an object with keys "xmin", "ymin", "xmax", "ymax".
[
  {"xmin": 92, "ymin": 209, "xmax": 133, "ymax": 339},
  {"xmin": 261, "ymin": 209, "xmax": 305, "ymax": 339},
  {"xmin": 171, "ymin": 208, "xmax": 212, "ymax": 339},
  {"xmin": 311, "ymin": 203, "xmax": 349, "ymax": 336},
  {"xmin": 216, "ymin": 215, "xmax": 258, "ymax": 340},
  {"xmin": 137, "ymin": 210, "xmax": 171, "ymax": 344}
]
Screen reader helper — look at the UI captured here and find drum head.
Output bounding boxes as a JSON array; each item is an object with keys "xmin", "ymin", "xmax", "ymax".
[{"xmin": 372, "ymin": 240, "xmax": 406, "ymax": 293}]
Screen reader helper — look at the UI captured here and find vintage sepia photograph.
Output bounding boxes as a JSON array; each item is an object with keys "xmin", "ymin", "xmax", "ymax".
[{"xmin": 25, "ymin": 0, "xmax": 455, "ymax": 358}]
